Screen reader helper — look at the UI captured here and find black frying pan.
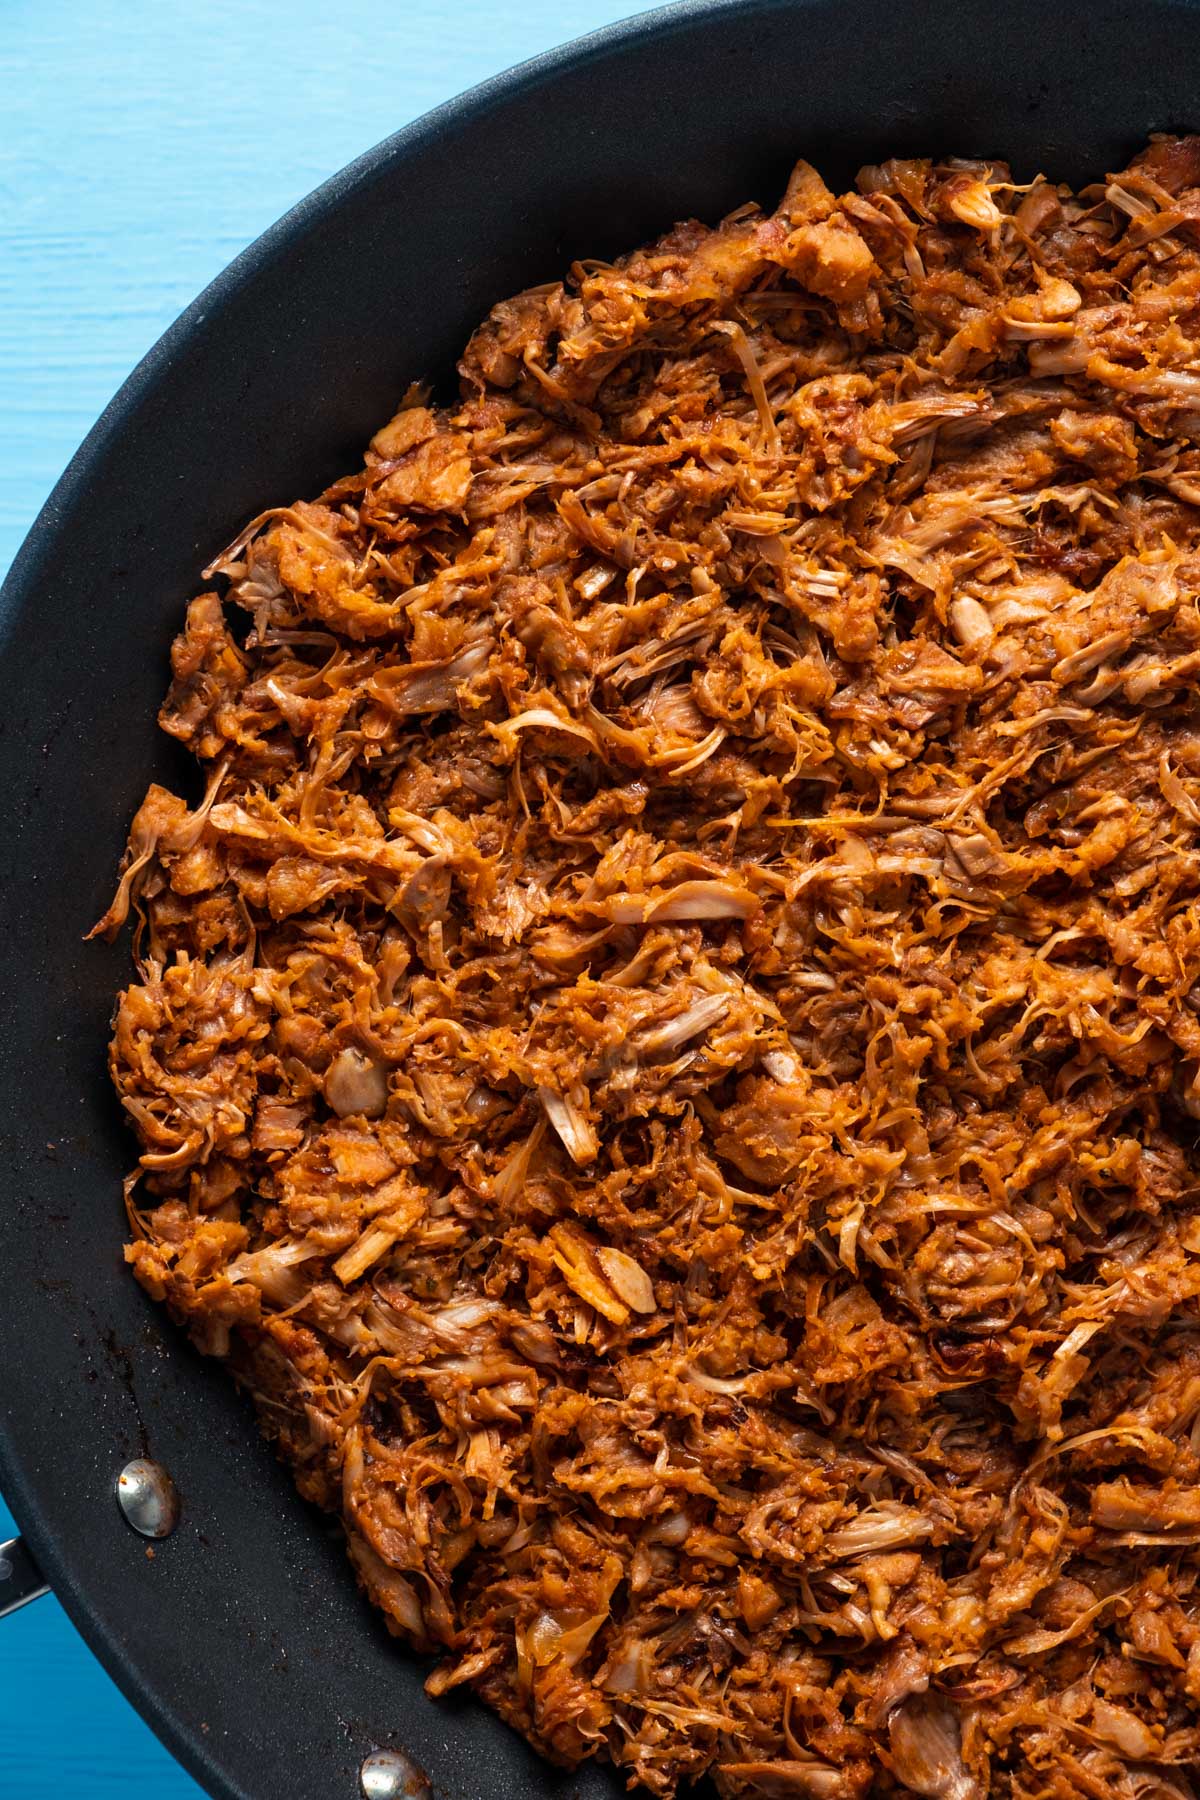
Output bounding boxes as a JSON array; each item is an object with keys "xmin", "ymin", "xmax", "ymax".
[{"xmin": 1, "ymin": 1, "xmax": 1198, "ymax": 1793}]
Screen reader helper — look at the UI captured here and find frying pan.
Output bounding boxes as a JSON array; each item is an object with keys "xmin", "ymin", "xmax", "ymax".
[{"xmin": 1, "ymin": 0, "xmax": 1198, "ymax": 1793}]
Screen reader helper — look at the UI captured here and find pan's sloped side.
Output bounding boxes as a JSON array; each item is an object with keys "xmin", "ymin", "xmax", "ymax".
[{"xmin": 2, "ymin": 1, "xmax": 1199, "ymax": 1796}]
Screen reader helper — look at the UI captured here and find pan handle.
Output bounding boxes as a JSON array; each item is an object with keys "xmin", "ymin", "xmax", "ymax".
[{"xmin": 0, "ymin": 1536, "xmax": 50, "ymax": 1619}]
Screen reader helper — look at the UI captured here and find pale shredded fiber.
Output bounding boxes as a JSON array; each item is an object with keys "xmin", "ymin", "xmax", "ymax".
[{"xmin": 97, "ymin": 135, "xmax": 1200, "ymax": 1799}]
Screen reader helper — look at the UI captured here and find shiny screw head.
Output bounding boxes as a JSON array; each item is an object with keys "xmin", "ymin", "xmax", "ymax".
[
  {"xmin": 359, "ymin": 1749, "xmax": 431, "ymax": 1800},
  {"xmin": 115, "ymin": 1459, "xmax": 181, "ymax": 1540}
]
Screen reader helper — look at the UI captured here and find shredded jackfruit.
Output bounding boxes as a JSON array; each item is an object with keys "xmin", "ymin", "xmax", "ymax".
[{"xmin": 96, "ymin": 135, "xmax": 1200, "ymax": 1799}]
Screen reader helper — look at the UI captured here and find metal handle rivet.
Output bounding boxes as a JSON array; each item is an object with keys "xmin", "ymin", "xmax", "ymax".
[
  {"xmin": 359, "ymin": 1749, "xmax": 431, "ymax": 1800},
  {"xmin": 116, "ymin": 1459, "xmax": 180, "ymax": 1539}
]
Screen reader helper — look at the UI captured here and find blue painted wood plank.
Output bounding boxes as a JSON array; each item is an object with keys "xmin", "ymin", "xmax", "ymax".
[
  {"xmin": 0, "ymin": 3, "xmax": 648, "ymax": 1793},
  {"xmin": 0, "ymin": 0, "xmax": 650, "ymax": 583},
  {"xmin": 0, "ymin": 1495, "xmax": 199, "ymax": 1795}
]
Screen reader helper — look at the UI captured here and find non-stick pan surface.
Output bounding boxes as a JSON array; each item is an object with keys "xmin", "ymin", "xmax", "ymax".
[{"xmin": 2, "ymin": 1, "xmax": 1199, "ymax": 1794}]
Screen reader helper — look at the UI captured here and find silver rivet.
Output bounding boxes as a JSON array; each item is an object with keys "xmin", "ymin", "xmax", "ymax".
[
  {"xmin": 116, "ymin": 1459, "xmax": 180, "ymax": 1539},
  {"xmin": 359, "ymin": 1749, "xmax": 431, "ymax": 1800},
  {"xmin": 0, "ymin": 1557, "xmax": 12, "ymax": 1581}
]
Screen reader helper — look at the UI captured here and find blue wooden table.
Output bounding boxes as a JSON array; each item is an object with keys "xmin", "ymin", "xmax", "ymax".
[{"xmin": 0, "ymin": 3, "xmax": 648, "ymax": 1791}]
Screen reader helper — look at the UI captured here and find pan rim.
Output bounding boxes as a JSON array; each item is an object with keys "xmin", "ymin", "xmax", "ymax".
[
  {"xmin": 0, "ymin": 5, "xmax": 764, "ymax": 1796},
  {"xmin": 6, "ymin": 0, "xmax": 1200, "ymax": 1794}
]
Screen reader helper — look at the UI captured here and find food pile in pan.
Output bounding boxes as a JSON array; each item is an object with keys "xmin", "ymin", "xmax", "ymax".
[{"xmin": 98, "ymin": 134, "xmax": 1200, "ymax": 1799}]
